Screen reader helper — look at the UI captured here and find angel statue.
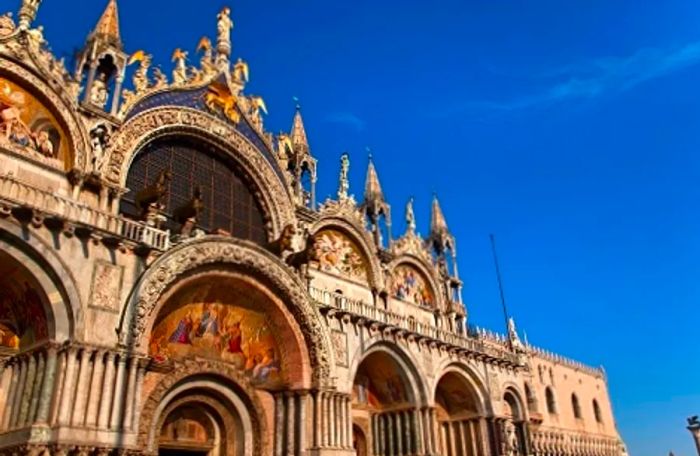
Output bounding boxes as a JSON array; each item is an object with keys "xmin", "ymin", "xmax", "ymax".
[
  {"xmin": 248, "ymin": 96, "xmax": 267, "ymax": 130},
  {"xmin": 338, "ymin": 153, "xmax": 350, "ymax": 200},
  {"xmin": 171, "ymin": 49, "xmax": 188, "ymax": 85},
  {"xmin": 152, "ymin": 67, "xmax": 168, "ymax": 89},
  {"xmin": 216, "ymin": 7, "xmax": 233, "ymax": 60},
  {"xmin": 128, "ymin": 50, "xmax": 151, "ymax": 93},
  {"xmin": 232, "ymin": 58, "xmax": 249, "ymax": 84},
  {"xmin": 197, "ymin": 37, "xmax": 217, "ymax": 79},
  {"xmin": 406, "ymin": 197, "xmax": 416, "ymax": 234}
]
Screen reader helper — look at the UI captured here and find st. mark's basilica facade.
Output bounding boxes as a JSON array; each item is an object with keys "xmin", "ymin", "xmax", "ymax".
[{"xmin": 0, "ymin": 1, "xmax": 628, "ymax": 455}]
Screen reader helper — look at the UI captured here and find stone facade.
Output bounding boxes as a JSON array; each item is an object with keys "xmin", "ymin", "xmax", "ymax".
[{"xmin": 0, "ymin": 1, "xmax": 627, "ymax": 455}]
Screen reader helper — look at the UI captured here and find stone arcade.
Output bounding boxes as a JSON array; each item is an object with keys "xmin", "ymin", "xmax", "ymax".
[{"xmin": 0, "ymin": 1, "xmax": 627, "ymax": 455}]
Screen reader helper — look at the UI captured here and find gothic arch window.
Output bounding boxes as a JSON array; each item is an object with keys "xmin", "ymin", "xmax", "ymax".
[
  {"xmin": 572, "ymin": 393, "xmax": 582, "ymax": 420},
  {"xmin": 593, "ymin": 399, "xmax": 603, "ymax": 423},
  {"xmin": 545, "ymin": 387, "xmax": 557, "ymax": 415},
  {"xmin": 524, "ymin": 382, "xmax": 538, "ymax": 413},
  {"xmin": 121, "ymin": 137, "xmax": 267, "ymax": 244}
]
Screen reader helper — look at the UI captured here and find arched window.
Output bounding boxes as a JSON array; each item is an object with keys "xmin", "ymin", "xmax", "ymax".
[
  {"xmin": 545, "ymin": 387, "xmax": 557, "ymax": 415},
  {"xmin": 524, "ymin": 382, "xmax": 538, "ymax": 412},
  {"xmin": 572, "ymin": 394, "xmax": 582, "ymax": 420},
  {"xmin": 121, "ymin": 137, "xmax": 268, "ymax": 244},
  {"xmin": 593, "ymin": 399, "xmax": 603, "ymax": 423}
]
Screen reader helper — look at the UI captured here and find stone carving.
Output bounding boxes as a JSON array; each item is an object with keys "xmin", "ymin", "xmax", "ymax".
[
  {"xmin": 171, "ymin": 49, "xmax": 188, "ymax": 86},
  {"xmin": 89, "ymin": 123, "xmax": 111, "ymax": 174},
  {"xmin": 0, "ymin": 13, "xmax": 15, "ymax": 37},
  {"xmin": 216, "ymin": 7, "xmax": 233, "ymax": 62},
  {"xmin": 89, "ymin": 73, "xmax": 108, "ymax": 109},
  {"xmin": 338, "ymin": 152, "xmax": 350, "ymax": 200},
  {"xmin": 197, "ymin": 36, "xmax": 217, "ymax": 80},
  {"xmin": 331, "ymin": 329, "xmax": 348, "ymax": 367},
  {"xmin": 119, "ymin": 238, "xmax": 333, "ymax": 386},
  {"xmin": 90, "ymin": 261, "xmax": 123, "ymax": 312}
]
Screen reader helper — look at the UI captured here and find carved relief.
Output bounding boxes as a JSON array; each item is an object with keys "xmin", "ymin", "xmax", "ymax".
[
  {"xmin": 89, "ymin": 261, "xmax": 123, "ymax": 312},
  {"xmin": 331, "ymin": 329, "xmax": 348, "ymax": 367}
]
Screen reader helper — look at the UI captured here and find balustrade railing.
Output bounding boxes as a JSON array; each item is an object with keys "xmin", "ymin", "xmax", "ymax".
[
  {"xmin": 309, "ymin": 287, "xmax": 520, "ymax": 364},
  {"xmin": 0, "ymin": 172, "xmax": 170, "ymax": 250}
]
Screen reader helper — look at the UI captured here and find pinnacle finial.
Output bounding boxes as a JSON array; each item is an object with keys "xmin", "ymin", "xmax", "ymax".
[
  {"xmin": 431, "ymin": 194, "xmax": 449, "ymax": 235},
  {"xmin": 291, "ymin": 107, "xmax": 309, "ymax": 150},
  {"xmin": 338, "ymin": 153, "xmax": 350, "ymax": 200},
  {"xmin": 364, "ymin": 156, "xmax": 384, "ymax": 205},
  {"xmin": 406, "ymin": 197, "xmax": 416, "ymax": 234},
  {"xmin": 91, "ymin": 0, "xmax": 121, "ymax": 47}
]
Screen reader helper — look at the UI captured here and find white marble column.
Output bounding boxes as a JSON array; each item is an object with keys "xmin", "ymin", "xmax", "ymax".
[
  {"xmin": 286, "ymin": 392, "xmax": 296, "ymax": 456},
  {"xmin": 346, "ymin": 397, "xmax": 353, "ymax": 448},
  {"xmin": 312, "ymin": 391, "xmax": 320, "ymax": 448},
  {"xmin": 122, "ymin": 356, "xmax": 139, "ymax": 430},
  {"xmin": 58, "ymin": 348, "xmax": 78, "ymax": 425},
  {"xmin": 131, "ymin": 361, "xmax": 146, "ymax": 431},
  {"xmin": 9, "ymin": 356, "xmax": 28, "ymax": 428},
  {"xmin": 274, "ymin": 393, "xmax": 285, "ymax": 456},
  {"xmin": 372, "ymin": 414, "xmax": 379, "ymax": 455},
  {"xmin": 396, "ymin": 412, "xmax": 404, "ymax": 455},
  {"xmin": 36, "ymin": 346, "xmax": 57, "ymax": 424},
  {"xmin": 329, "ymin": 393, "xmax": 336, "ymax": 447},
  {"xmin": 18, "ymin": 354, "xmax": 36, "ymax": 426},
  {"xmin": 27, "ymin": 351, "xmax": 45, "ymax": 423},
  {"xmin": 97, "ymin": 352, "xmax": 116, "ymax": 429},
  {"xmin": 469, "ymin": 420, "xmax": 479, "ymax": 456},
  {"xmin": 298, "ymin": 391, "xmax": 308, "ymax": 455},
  {"xmin": 85, "ymin": 351, "xmax": 104, "ymax": 427},
  {"xmin": 109, "ymin": 355, "xmax": 127, "ymax": 430},
  {"xmin": 321, "ymin": 392, "xmax": 328, "ymax": 448},
  {"xmin": 71, "ymin": 348, "xmax": 92, "ymax": 426},
  {"xmin": 1, "ymin": 361, "xmax": 18, "ymax": 429}
]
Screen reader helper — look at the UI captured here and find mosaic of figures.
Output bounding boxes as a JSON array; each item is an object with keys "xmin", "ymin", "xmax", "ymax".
[
  {"xmin": 0, "ymin": 281, "xmax": 48, "ymax": 350},
  {"xmin": 150, "ymin": 289, "xmax": 283, "ymax": 388},
  {"xmin": 313, "ymin": 229, "xmax": 368, "ymax": 282},
  {"xmin": 0, "ymin": 77, "xmax": 67, "ymax": 162},
  {"xmin": 390, "ymin": 264, "xmax": 434, "ymax": 307},
  {"xmin": 352, "ymin": 354, "xmax": 409, "ymax": 409}
]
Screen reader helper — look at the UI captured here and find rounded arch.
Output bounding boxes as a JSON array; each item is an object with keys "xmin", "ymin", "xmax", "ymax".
[
  {"xmin": 104, "ymin": 107, "xmax": 295, "ymax": 238},
  {"xmin": 0, "ymin": 218, "xmax": 81, "ymax": 342},
  {"xmin": 348, "ymin": 339, "xmax": 429, "ymax": 406},
  {"xmin": 431, "ymin": 361, "xmax": 492, "ymax": 416},
  {"xmin": 503, "ymin": 386, "xmax": 527, "ymax": 422},
  {"xmin": 140, "ymin": 365, "xmax": 268, "ymax": 455},
  {"xmin": 545, "ymin": 386, "xmax": 557, "ymax": 415},
  {"xmin": 386, "ymin": 255, "xmax": 444, "ymax": 310},
  {"xmin": 118, "ymin": 236, "xmax": 334, "ymax": 387},
  {"xmin": 592, "ymin": 398, "xmax": 603, "ymax": 423},
  {"xmin": 0, "ymin": 57, "xmax": 90, "ymax": 170},
  {"xmin": 310, "ymin": 216, "xmax": 384, "ymax": 291},
  {"xmin": 571, "ymin": 393, "xmax": 582, "ymax": 420}
]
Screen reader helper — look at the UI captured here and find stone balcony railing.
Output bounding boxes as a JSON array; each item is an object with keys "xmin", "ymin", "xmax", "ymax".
[
  {"xmin": 309, "ymin": 287, "xmax": 522, "ymax": 366},
  {"xmin": 530, "ymin": 427, "xmax": 625, "ymax": 456},
  {"xmin": 0, "ymin": 172, "xmax": 170, "ymax": 250}
]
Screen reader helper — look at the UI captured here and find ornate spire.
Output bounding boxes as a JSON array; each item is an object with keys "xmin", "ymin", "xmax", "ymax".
[
  {"xmin": 363, "ymin": 155, "xmax": 384, "ymax": 204},
  {"xmin": 291, "ymin": 105, "xmax": 309, "ymax": 151},
  {"xmin": 91, "ymin": 0, "xmax": 121, "ymax": 47},
  {"xmin": 430, "ymin": 195, "xmax": 449, "ymax": 237},
  {"xmin": 337, "ymin": 153, "xmax": 350, "ymax": 201}
]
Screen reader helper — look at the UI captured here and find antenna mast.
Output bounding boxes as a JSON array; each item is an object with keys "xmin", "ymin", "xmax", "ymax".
[{"xmin": 489, "ymin": 234, "xmax": 511, "ymax": 342}]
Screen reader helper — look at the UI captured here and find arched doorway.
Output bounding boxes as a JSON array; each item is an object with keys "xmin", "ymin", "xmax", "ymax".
[
  {"xmin": 434, "ymin": 371, "xmax": 487, "ymax": 456},
  {"xmin": 352, "ymin": 424, "xmax": 368, "ymax": 456},
  {"xmin": 501, "ymin": 389, "xmax": 527, "ymax": 456},
  {"xmin": 352, "ymin": 349, "xmax": 423, "ymax": 456}
]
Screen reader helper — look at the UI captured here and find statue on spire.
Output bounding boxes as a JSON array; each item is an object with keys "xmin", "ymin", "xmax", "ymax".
[
  {"xmin": 216, "ymin": 7, "xmax": 233, "ymax": 66},
  {"xmin": 406, "ymin": 197, "xmax": 416, "ymax": 234},
  {"xmin": 18, "ymin": 0, "xmax": 42, "ymax": 30},
  {"xmin": 338, "ymin": 153, "xmax": 350, "ymax": 201}
]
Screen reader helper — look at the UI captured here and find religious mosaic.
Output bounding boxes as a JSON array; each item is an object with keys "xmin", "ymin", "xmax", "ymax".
[
  {"xmin": 353, "ymin": 354, "xmax": 408, "ymax": 409},
  {"xmin": 150, "ymin": 294, "xmax": 283, "ymax": 388},
  {"xmin": 0, "ymin": 282, "xmax": 48, "ymax": 350},
  {"xmin": 313, "ymin": 229, "xmax": 368, "ymax": 282},
  {"xmin": 0, "ymin": 77, "xmax": 68, "ymax": 163},
  {"xmin": 390, "ymin": 264, "xmax": 434, "ymax": 307}
]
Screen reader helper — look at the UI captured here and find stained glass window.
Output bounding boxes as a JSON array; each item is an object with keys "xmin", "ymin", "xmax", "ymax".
[{"xmin": 121, "ymin": 137, "xmax": 267, "ymax": 245}]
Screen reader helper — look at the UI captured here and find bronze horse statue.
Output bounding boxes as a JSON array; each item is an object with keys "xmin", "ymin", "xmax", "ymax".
[{"xmin": 135, "ymin": 169, "xmax": 172, "ymax": 218}]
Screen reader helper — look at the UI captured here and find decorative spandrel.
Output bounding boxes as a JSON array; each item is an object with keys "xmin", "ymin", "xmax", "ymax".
[
  {"xmin": 313, "ymin": 229, "xmax": 369, "ymax": 283},
  {"xmin": 390, "ymin": 264, "xmax": 435, "ymax": 308},
  {"xmin": 0, "ymin": 76, "xmax": 69, "ymax": 165}
]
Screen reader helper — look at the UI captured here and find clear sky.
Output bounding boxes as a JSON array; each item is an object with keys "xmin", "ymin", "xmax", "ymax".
[{"xmin": 16, "ymin": 0, "xmax": 700, "ymax": 454}]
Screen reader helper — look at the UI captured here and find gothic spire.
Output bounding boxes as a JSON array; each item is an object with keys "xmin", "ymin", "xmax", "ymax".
[
  {"xmin": 91, "ymin": 0, "xmax": 122, "ymax": 48},
  {"xmin": 430, "ymin": 195, "xmax": 449, "ymax": 237},
  {"xmin": 405, "ymin": 197, "xmax": 416, "ymax": 234},
  {"xmin": 290, "ymin": 105, "xmax": 309, "ymax": 151},
  {"xmin": 363, "ymin": 155, "xmax": 385, "ymax": 205}
]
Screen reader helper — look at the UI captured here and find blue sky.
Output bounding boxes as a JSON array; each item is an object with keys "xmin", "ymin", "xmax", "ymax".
[{"xmin": 17, "ymin": 0, "xmax": 700, "ymax": 454}]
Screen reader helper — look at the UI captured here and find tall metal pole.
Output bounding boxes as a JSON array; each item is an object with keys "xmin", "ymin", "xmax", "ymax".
[{"xmin": 489, "ymin": 234, "xmax": 511, "ymax": 342}]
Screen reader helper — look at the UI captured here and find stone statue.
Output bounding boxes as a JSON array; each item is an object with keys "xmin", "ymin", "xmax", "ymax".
[
  {"xmin": 508, "ymin": 317, "xmax": 524, "ymax": 350},
  {"xmin": 338, "ymin": 153, "xmax": 350, "ymax": 200},
  {"xmin": 90, "ymin": 73, "xmax": 109, "ymax": 109},
  {"xmin": 18, "ymin": 0, "xmax": 42, "ymax": 30},
  {"xmin": 26, "ymin": 25, "xmax": 45, "ymax": 51},
  {"xmin": 0, "ymin": 13, "xmax": 15, "ymax": 37},
  {"xmin": 503, "ymin": 420, "xmax": 521, "ymax": 456},
  {"xmin": 90, "ymin": 124, "xmax": 110, "ymax": 173},
  {"xmin": 406, "ymin": 197, "xmax": 416, "ymax": 234},
  {"xmin": 248, "ymin": 96, "xmax": 267, "ymax": 130},
  {"xmin": 128, "ymin": 50, "xmax": 151, "ymax": 94},
  {"xmin": 152, "ymin": 67, "xmax": 168, "ymax": 89},
  {"xmin": 232, "ymin": 58, "xmax": 249, "ymax": 84},
  {"xmin": 197, "ymin": 37, "xmax": 217, "ymax": 79},
  {"xmin": 171, "ymin": 49, "xmax": 188, "ymax": 85},
  {"xmin": 216, "ymin": 7, "xmax": 233, "ymax": 60}
]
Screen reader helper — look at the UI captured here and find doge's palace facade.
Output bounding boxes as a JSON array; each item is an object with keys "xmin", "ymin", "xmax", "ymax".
[{"xmin": 0, "ymin": 1, "xmax": 627, "ymax": 455}]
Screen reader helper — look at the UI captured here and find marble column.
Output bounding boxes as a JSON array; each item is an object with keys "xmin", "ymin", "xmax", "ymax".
[
  {"xmin": 58, "ymin": 348, "xmax": 79, "ymax": 426},
  {"xmin": 414, "ymin": 408, "xmax": 425, "ymax": 455},
  {"xmin": 131, "ymin": 361, "xmax": 146, "ymax": 431},
  {"xmin": 329, "ymin": 393, "xmax": 336, "ymax": 447},
  {"xmin": 372, "ymin": 414, "xmax": 379, "ymax": 455},
  {"xmin": 286, "ymin": 392, "xmax": 296, "ymax": 456},
  {"xmin": 18, "ymin": 354, "xmax": 36, "ymax": 426},
  {"xmin": 469, "ymin": 420, "xmax": 479, "ymax": 456},
  {"xmin": 85, "ymin": 351, "xmax": 105, "ymax": 427},
  {"xmin": 35, "ymin": 346, "xmax": 57, "ymax": 424},
  {"xmin": 298, "ymin": 391, "xmax": 308, "ymax": 455},
  {"xmin": 27, "ymin": 351, "xmax": 45, "ymax": 423},
  {"xmin": 122, "ymin": 357, "xmax": 139, "ymax": 430},
  {"xmin": 347, "ymin": 397, "xmax": 353, "ymax": 448},
  {"xmin": 432, "ymin": 409, "xmax": 440, "ymax": 455},
  {"xmin": 71, "ymin": 348, "xmax": 92, "ymax": 426},
  {"xmin": 1, "ymin": 361, "xmax": 18, "ymax": 429},
  {"xmin": 396, "ymin": 412, "xmax": 404, "ymax": 455},
  {"xmin": 312, "ymin": 391, "xmax": 320, "ymax": 448},
  {"xmin": 378, "ymin": 413, "xmax": 386, "ymax": 456},
  {"xmin": 274, "ymin": 393, "xmax": 284, "ymax": 456},
  {"xmin": 109, "ymin": 355, "xmax": 127, "ymax": 430},
  {"xmin": 97, "ymin": 352, "xmax": 116, "ymax": 429},
  {"xmin": 321, "ymin": 392, "xmax": 328, "ymax": 448},
  {"xmin": 10, "ymin": 356, "xmax": 28, "ymax": 427}
]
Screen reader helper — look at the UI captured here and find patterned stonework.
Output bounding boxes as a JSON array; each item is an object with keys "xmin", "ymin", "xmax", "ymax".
[{"xmin": 89, "ymin": 261, "xmax": 123, "ymax": 312}]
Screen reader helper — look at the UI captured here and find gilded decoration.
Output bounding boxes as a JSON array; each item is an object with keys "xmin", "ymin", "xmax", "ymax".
[
  {"xmin": 353, "ymin": 353, "xmax": 409, "ymax": 409},
  {"xmin": 119, "ymin": 237, "xmax": 333, "ymax": 386},
  {"xmin": 313, "ymin": 229, "xmax": 368, "ymax": 282},
  {"xmin": 149, "ymin": 282, "xmax": 283, "ymax": 389},
  {"xmin": 0, "ymin": 76, "xmax": 68, "ymax": 161},
  {"xmin": 390, "ymin": 263, "xmax": 435, "ymax": 308},
  {"xmin": 0, "ymin": 281, "xmax": 48, "ymax": 350}
]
